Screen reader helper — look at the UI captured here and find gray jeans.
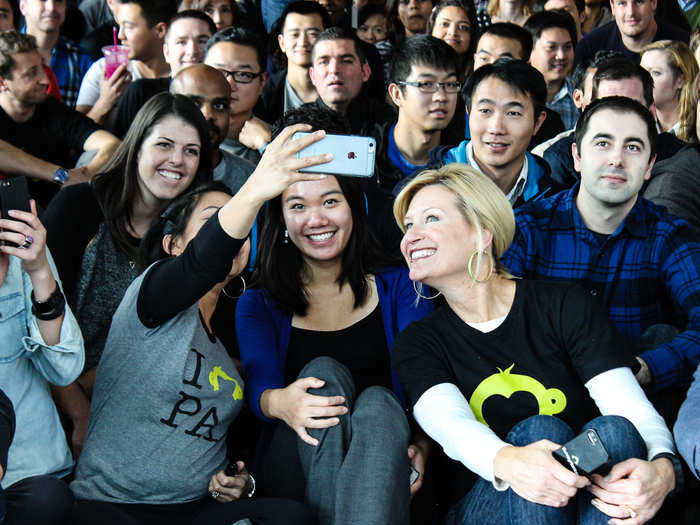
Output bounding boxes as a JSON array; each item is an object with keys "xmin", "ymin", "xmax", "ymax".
[{"xmin": 263, "ymin": 357, "xmax": 411, "ymax": 525}]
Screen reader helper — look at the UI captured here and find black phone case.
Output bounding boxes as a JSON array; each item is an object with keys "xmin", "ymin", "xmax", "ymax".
[
  {"xmin": 553, "ymin": 428, "xmax": 610, "ymax": 477},
  {"xmin": 0, "ymin": 178, "xmax": 31, "ymax": 248}
]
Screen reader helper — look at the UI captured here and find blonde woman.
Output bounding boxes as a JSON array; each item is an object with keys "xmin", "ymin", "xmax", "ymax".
[
  {"xmin": 391, "ymin": 163, "xmax": 680, "ymax": 525},
  {"xmin": 641, "ymin": 40, "xmax": 699, "ymax": 141}
]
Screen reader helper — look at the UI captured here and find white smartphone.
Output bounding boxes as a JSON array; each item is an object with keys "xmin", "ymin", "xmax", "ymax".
[{"xmin": 293, "ymin": 132, "xmax": 376, "ymax": 178}]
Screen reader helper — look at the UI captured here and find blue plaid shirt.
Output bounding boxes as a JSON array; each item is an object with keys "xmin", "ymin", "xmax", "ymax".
[
  {"xmin": 501, "ymin": 185, "xmax": 700, "ymax": 392},
  {"xmin": 50, "ymin": 36, "xmax": 94, "ymax": 108},
  {"xmin": 547, "ymin": 79, "xmax": 579, "ymax": 131}
]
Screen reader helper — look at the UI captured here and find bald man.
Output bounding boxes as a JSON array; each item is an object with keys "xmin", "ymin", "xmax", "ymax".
[{"xmin": 170, "ymin": 64, "xmax": 256, "ymax": 194}]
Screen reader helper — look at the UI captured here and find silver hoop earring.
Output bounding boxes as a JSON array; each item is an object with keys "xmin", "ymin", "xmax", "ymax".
[
  {"xmin": 222, "ymin": 275, "xmax": 246, "ymax": 299},
  {"xmin": 413, "ymin": 280, "xmax": 441, "ymax": 300},
  {"xmin": 283, "ymin": 230, "xmax": 289, "ymax": 244},
  {"xmin": 467, "ymin": 249, "xmax": 494, "ymax": 283}
]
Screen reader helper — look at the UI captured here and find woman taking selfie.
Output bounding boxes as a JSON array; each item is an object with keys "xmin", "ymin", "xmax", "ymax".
[
  {"xmin": 69, "ymin": 124, "xmax": 330, "ymax": 525},
  {"xmin": 236, "ymin": 109, "xmax": 433, "ymax": 525},
  {"xmin": 43, "ymin": 93, "xmax": 213, "ymax": 457},
  {"xmin": 391, "ymin": 163, "xmax": 680, "ymax": 525}
]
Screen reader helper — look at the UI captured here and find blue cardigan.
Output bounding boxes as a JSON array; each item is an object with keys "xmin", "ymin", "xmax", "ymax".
[{"xmin": 236, "ymin": 266, "xmax": 433, "ymax": 422}]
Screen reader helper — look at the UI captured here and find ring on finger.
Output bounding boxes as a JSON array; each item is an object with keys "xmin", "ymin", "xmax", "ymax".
[
  {"xmin": 20, "ymin": 235, "xmax": 34, "ymax": 249},
  {"xmin": 622, "ymin": 505, "xmax": 637, "ymax": 518},
  {"xmin": 211, "ymin": 490, "xmax": 220, "ymax": 499}
]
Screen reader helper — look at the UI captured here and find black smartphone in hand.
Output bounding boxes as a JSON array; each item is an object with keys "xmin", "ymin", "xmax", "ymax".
[
  {"xmin": 553, "ymin": 428, "xmax": 610, "ymax": 477},
  {"xmin": 0, "ymin": 178, "xmax": 31, "ymax": 248}
]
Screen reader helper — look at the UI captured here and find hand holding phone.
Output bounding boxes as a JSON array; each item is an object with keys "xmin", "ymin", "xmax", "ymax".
[{"xmin": 0, "ymin": 178, "xmax": 31, "ymax": 248}]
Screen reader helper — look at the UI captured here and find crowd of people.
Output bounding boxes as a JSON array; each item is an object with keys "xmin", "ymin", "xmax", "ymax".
[{"xmin": 0, "ymin": 0, "xmax": 699, "ymax": 524}]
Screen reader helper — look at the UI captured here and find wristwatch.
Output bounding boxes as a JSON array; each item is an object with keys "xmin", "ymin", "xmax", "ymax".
[{"xmin": 53, "ymin": 167, "xmax": 69, "ymax": 185}]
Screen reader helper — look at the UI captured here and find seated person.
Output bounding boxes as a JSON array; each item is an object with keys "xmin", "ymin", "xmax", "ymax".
[
  {"xmin": 376, "ymin": 35, "xmax": 460, "ymax": 191},
  {"xmin": 170, "ymin": 64, "xmax": 256, "ymax": 194},
  {"xmin": 643, "ymin": 75, "xmax": 700, "ymax": 234},
  {"xmin": 427, "ymin": 59, "xmax": 565, "ymax": 207},
  {"xmin": 0, "ymin": 199, "xmax": 84, "ymax": 525},
  {"xmin": 427, "ymin": 0, "xmax": 478, "ymax": 79},
  {"xmin": 203, "ymin": 26, "xmax": 267, "ymax": 164},
  {"xmin": 502, "ymin": 97, "xmax": 700, "ymax": 408},
  {"xmin": 0, "ymin": 31, "xmax": 121, "ymax": 206},
  {"xmin": 541, "ymin": 58, "xmax": 685, "ymax": 188},
  {"xmin": 44, "ymin": 93, "xmax": 213, "ymax": 457},
  {"xmin": 236, "ymin": 109, "xmax": 434, "ymax": 524},
  {"xmin": 76, "ymin": 0, "xmax": 176, "ymax": 124},
  {"xmin": 259, "ymin": 1, "xmax": 330, "ymax": 124},
  {"xmin": 524, "ymin": 10, "xmax": 579, "ymax": 130},
  {"xmin": 21, "ymin": 0, "xmax": 94, "ymax": 107},
  {"xmin": 70, "ymin": 126, "xmax": 327, "ymax": 524},
  {"xmin": 575, "ymin": 0, "xmax": 689, "ymax": 66},
  {"xmin": 674, "ymin": 361, "xmax": 700, "ymax": 480},
  {"xmin": 391, "ymin": 163, "xmax": 682, "ymax": 524},
  {"xmin": 639, "ymin": 40, "xmax": 698, "ymax": 140},
  {"xmin": 469, "ymin": 23, "xmax": 566, "ymax": 148},
  {"xmin": 110, "ymin": 10, "xmax": 217, "ymax": 138}
]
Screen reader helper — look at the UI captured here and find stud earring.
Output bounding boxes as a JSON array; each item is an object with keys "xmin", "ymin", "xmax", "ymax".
[{"xmin": 284, "ymin": 230, "xmax": 289, "ymax": 244}]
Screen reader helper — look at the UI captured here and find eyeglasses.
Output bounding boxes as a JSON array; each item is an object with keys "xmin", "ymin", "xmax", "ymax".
[
  {"xmin": 395, "ymin": 80, "xmax": 462, "ymax": 93},
  {"xmin": 217, "ymin": 69, "xmax": 264, "ymax": 84}
]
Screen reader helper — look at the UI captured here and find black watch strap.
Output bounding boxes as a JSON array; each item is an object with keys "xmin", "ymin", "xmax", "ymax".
[{"xmin": 651, "ymin": 452, "xmax": 684, "ymax": 497}]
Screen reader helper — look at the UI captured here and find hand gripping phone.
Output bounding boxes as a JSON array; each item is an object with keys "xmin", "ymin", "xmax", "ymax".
[
  {"xmin": 553, "ymin": 428, "xmax": 610, "ymax": 477},
  {"xmin": 293, "ymin": 132, "xmax": 376, "ymax": 178}
]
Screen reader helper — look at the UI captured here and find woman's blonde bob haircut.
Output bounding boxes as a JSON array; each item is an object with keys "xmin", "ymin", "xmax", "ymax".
[{"xmin": 393, "ymin": 163, "xmax": 516, "ymax": 278}]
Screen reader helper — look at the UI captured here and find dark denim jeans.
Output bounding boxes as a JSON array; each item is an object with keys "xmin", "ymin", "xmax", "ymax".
[
  {"xmin": 446, "ymin": 415, "xmax": 646, "ymax": 525},
  {"xmin": 4, "ymin": 475, "xmax": 74, "ymax": 525}
]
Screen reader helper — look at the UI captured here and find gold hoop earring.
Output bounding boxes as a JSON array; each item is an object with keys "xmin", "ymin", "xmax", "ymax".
[
  {"xmin": 222, "ymin": 275, "xmax": 246, "ymax": 299},
  {"xmin": 413, "ymin": 280, "xmax": 441, "ymax": 300},
  {"xmin": 467, "ymin": 249, "xmax": 494, "ymax": 284}
]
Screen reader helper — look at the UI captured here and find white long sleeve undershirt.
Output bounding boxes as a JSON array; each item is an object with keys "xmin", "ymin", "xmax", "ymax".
[{"xmin": 413, "ymin": 367, "xmax": 674, "ymax": 490}]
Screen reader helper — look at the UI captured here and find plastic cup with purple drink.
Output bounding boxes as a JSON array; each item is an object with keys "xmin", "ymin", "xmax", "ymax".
[{"xmin": 102, "ymin": 45, "xmax": 130, "ymax": 79}]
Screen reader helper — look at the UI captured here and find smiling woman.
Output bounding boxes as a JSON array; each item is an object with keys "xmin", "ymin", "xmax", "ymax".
[
  {"xmin": 42, "ymin": 93, "xmax": 213, "ymax": 458},
  {"xmin": 236, "ymin": 107, "xmax": 433, "ymax": 525}
]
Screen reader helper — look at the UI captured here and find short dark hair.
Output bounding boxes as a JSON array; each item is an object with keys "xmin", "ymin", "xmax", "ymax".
[
  {"xmin": 270, "ymin": 1, "xmax": 330, "ymax": 69},
  {"xmin": 426, "ymin": 0, "xmax": 479, "ymax": 56},
  {"xmin": 389, "ymin": 34, "xmax": 459, "ymax": 87},
  {"xmin": 259, "ymin": 104, "xmax": 399, "ymax": 316},
  {"xmin": 574, "ymin": 96, "xmax": 657, "ymax": 161},
  {"xmin": 312, "ymin": 27, "xmax": 367, "ymax": 64},
  {"xmin": 205, "ymin": 27, "xmax": 267, "ymax": 70},
  {"xmin": 271, "ymin": 103, "xmax": 352, "ymax": 136},
  {"xmin": 571, "ymin": 50, "xmax": 626, "ymax": 91},
  {"xmin": 479, "ymin": 23, "xmax": 532, "ymax": 60},
  {"xmin": 0, "ymin": 31, "xmax": 37, "ymax": 78},
  {"xmin": 465, "ymin": 58, "xmax": 547, "ymax": 120},
  {"xmin": 167, "ymin": 9, "xmax": 217, "ymax": 38},
  {"xmin": 118, "ymin": 0, "xmax": 178, "ymax": 27},
  {"xmin": 524, "ymin": 9, "xmax": 578, "ymax": 48},
  {"xmin": 139, "ymin": 181, "xmax": 232, "ymax": 269},
  {"xmin": 92, "ymin": 93, "xmax": 213, "ymax": 261},
  {"xmin": 591, "ymin": 59, "xmax": 654, "ymax": 108}
]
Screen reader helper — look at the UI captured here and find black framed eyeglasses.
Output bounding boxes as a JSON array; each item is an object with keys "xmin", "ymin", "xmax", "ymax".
[
  {"xmin": 395, "ymin": 80, "xmax": 462, "ymax": 93},
  {"xmin": 217, "ymin": 69, "xmax": 264, "ymax": 84}
]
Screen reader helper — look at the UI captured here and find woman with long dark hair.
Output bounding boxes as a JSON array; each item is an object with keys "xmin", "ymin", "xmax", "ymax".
[
  {"xmin": 427, "ymin": 0, "xmax": 479, "ymax": 79},
  {"xmin": 44, "ymin": 93, "xmax": 213, "ymax": 458},
  {"xmin": 236, "ymin": 108, "xmax": 433, "ymax": 525}
]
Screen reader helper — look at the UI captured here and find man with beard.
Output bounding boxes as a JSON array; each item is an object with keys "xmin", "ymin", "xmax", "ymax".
[
  {"xmin": 0, "ymin": 31, "xmax": 120, "ymax": 206},
  {"xmin": 170, "ymin": 64, "xmax": 255, "ymax": 194},
  {"xmin": 525, "ymin": 10, "xmax": 579, "ymax": 130}
]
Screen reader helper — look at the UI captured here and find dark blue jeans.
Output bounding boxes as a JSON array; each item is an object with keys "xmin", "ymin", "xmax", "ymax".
[
  {"xmin": 4, "ymin": 475, "xmax": 74, "ymax": 525},
  {"xmin": 446, "ymin": 415, "xmax": 647, "ymax": 525}
]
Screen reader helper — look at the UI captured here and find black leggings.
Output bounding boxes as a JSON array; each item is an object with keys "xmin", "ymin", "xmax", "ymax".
[{"xmin": 72, "ymin": 497, "xmax": 318, "ymax": 525}]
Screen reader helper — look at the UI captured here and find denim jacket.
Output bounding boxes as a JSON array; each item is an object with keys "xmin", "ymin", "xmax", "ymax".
[{"xmin": 0, "ymin": 252, "xmax": 84, "ymax": 488}]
